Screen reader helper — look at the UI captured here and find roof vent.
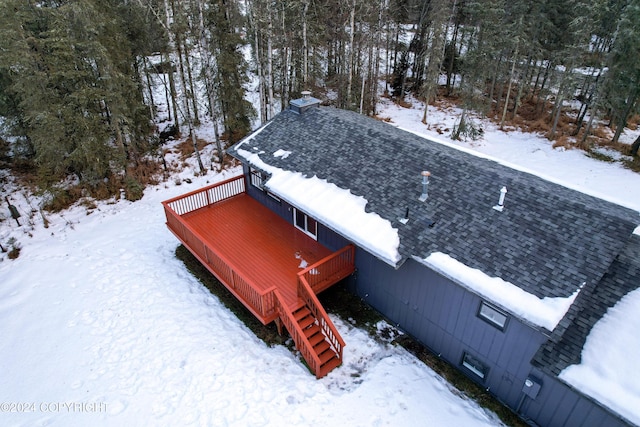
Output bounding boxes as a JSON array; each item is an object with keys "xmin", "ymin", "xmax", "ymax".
[
  {"xmin": 399, "ymin": 207, "xmax": 409, "ymax": 224},
  {"xmin": 418, "ymin": 171, "xmax": 431, "ymax": 202},
  {"xmin": 492, "ymin": 186, "xmax": 508, "ymax": 212},
  {"xmin": 290, "ymin": 91, "xmax": 321, "ymax": 114}
]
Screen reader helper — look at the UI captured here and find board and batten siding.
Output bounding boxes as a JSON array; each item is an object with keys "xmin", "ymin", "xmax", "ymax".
[
  {"xmin": 519, "ymin": 368, "xmax": 633, "ymax": 427},
  {"xmin": 352, "ymin": 249, "xmax": 548, "ymax": 409}
]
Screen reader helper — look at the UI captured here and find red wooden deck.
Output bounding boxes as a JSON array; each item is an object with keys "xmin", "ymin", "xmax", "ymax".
[
  {"xmin": 162, "ymin": 176, "xmax": 355, "ymax": 377},
  {"xmin": 181, "ymin": 193, "xmax": 333, "ymax": 310}
]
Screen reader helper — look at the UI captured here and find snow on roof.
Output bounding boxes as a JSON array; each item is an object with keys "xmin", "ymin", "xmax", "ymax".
[
  {"xmin": 634, "ymin": 225, "xmax": 640, "ymax": 235},
  {"xmin": 234, "ymin": 120, "xmax": 273, "ymax": 150},
  {"xmin": 423, "ymin": 252, "xmax": 581, "ymax": 331},
  {"xmin": 559, "ymin": 288, "xmax": 640, "ymax": 426},
  {"xmin": 236, "ymin": 148, "xmax": 401, "ymax": 266},
  {"xmin": 273, "ymin": 149, "xmax": 292, "ymax": 159}
]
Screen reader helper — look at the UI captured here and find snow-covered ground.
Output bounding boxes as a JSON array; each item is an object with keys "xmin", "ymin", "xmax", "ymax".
[{"xmin": 1, "ymin": 94, "xmax": 640, "ymax": 426}]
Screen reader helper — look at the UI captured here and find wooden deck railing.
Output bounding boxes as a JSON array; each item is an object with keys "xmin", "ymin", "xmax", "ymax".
[
  {"xmin": 299, "ymin": 244, "xmax": 355, "ymax": 294},
  {"xmin": 297, "ymin": 276, "xmax": 345, "ymax": 366},
  {"xmin": 162, "ymin": 176, "xmax": 278, "ymax": 323},
  {"xmin": 164, "ymin": 207, "xmax": 279, "ymax": 322},
  {"xmin": 163, "ymin": 175, "xmax": 245, "ymax": 215},
  {"xmin": 273, "ymin": 289, "xmax": 323, "ymax": 377}
]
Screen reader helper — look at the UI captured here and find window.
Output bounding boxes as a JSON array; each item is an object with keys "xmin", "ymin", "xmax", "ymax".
[
  {"xmin": 267, "ymin": 191, "xmax": 281, "ymax": 202},
  {"xmin": 478, "ymin": 301, "xmax": 508, "ymax": 330},
  {"xmin": 250, "ymin": 167, "xmax": 265, "ymax": 188},
  {"xmin": 462, "ymin": 352, "xmax": 488, "ymax": 380},
  {"xmin": 293, "ymin": 208, "xmax": 318, "ymax": 240}
]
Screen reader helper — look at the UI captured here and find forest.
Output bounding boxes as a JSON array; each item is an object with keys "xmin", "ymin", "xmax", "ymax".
[{"xmin": 0, "ymin": 0, "xmax": 639, "ymax": 208}]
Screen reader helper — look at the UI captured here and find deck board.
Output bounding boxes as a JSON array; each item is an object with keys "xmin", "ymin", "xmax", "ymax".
[{"xmin": 181, "ymin": 194, "xmax": 333, "ymax": 310}]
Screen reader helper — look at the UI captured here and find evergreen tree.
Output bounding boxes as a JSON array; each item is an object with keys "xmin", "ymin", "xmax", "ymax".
[
  {"xmin": 206, "ymin": 0, "xmax": 254, "ymax": 144},
  {"xmin": 601, "ymin": 0, "xmax": 640, "ymax": 145},
  {"xmin": 0, "ymin": 0, "xmax": 153, "ymax": 189}
]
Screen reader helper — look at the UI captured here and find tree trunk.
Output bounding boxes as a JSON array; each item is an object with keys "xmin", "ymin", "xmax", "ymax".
[
  {"xmin": 170, "ymin": 0, "xmax": 205, "ymax": 174},
  {"xmin": 247, "ymin": 0, "xmax": 266, "ymax": 124},
  {"xmin": 611, "ymin": 90, "xmax": 639, "ymax": 144},
  {"xmin": 500, "ymin": 42, "xmax": 519, "ymax": 130},
  {"xmin": 142, "ymin": 57, "xmax": 156, "ymax": 120},
  {"xmin": 267, "ymin": 3, "xmax": 275, "ymax": 119},
  {"xmin": 445, "ymin": 15, "xmax": 459, "ymax": 96},
  {"xmin": 165, "ymin": 52, "xmax": 179, "ymax": 125},
  {"xmin": 182, "ymin": 38, "xmax": 199, "ymax": 125},
  {"xmin": 280, "ymin": 3, "xmax": 289, "ymax": 111},
  {"xmin": 580, "ymin": 106, "xmax": 596, "ymax": 148},
  {"xmin": 302, "ymin": 0, "xmax": 309, "ymax": 85},
  {"xmin": 196, "ymin": 0, "xmax": 224, "ymax": 166},
  {"xmin": 631, "ymin": 134, "xmax": 640, "ymax": 157},
  {"xmin": 345, "ymin": 0, "xmax": 356, "ymax": 107}
]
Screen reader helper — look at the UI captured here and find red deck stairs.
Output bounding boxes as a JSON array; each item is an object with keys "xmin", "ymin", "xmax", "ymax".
[
  {"xmin": 294, "ymin": 306, "xmax": 343, "ymax": 374},
  {"xmin": 274, "ymin": 274, "xmax": 347, "ymax": 378},
  {"xmin": 161, "ymin": 177, "xmax": 353, "ymax": 378}
]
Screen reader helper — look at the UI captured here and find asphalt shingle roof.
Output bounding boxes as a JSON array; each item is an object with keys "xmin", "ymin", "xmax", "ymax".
[
  {"xmin": 229, "ymin": 105, "xmax": 639, "ymax": 305},
  {"xmin": 532, "ymin": 234, "xmax": 640, "ymax": 375}
]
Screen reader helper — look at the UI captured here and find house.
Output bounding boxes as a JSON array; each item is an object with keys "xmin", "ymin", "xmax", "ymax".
[{"xmin": 162, "ymin": 94, "xmax": 640, "ymax": 427}]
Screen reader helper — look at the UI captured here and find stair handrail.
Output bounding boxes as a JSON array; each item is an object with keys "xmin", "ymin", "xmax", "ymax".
[
  {"xmin": 297, "ymin": 276, "xmax": 345, "ymax": 361},
  {"xmin": 272, "ymin": 289, "xmax": 322, "ymax": 377},
  {"xmin": 298, "ymin": 244, "xmax": 355, "ymax": 293}
]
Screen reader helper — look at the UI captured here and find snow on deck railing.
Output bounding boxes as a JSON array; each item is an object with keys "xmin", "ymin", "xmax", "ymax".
[{"xmin": 162, "ymin": 176, "xmax": 245, "ymax": 216}]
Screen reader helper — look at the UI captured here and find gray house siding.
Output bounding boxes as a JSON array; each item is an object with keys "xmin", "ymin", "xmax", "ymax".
[
  {"xmin": 519, "ymin": 369, "xmax": 632, "ymax": 427},
  {"xmin": 244, "ymin": 167, "xmax": 291, "ymax": 221},
  {"xmin": 351, "ymin": 249, "xmax": 548, "ymax": 410}
]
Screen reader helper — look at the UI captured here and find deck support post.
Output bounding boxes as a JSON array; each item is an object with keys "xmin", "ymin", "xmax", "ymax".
[{"xmin": 275, "ymin": 317, "xmax": 283, "ymax": 336}]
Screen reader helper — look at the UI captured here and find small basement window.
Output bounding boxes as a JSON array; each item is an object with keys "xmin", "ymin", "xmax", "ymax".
[
  {"xmin": 250, "ymin": 167, "xmax": 265, "ymax": 188},
  {"xmin": 462, "ymin": 352, "xmax": 488, "ymax": 380},
  {"xmin": 478, "ymin": 301, "xmax": 508, "ymax": 330},
  {"xmin": 293, "ymin": 208, "xmax": 318, "ymax": 240}
]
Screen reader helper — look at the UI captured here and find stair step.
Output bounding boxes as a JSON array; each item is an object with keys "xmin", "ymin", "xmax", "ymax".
[
  {"xmin": 307, "ymin": 331, "xmax": 325, "ymax": 347},
  {"xmin": 304, "ymin": 324, "xmax": 321, "ymax": 339},
  {"xmin": 313, "ymin": 340, "xmax": 331, "ymax": 355},
  {"xmin": 319, "ymin": 355, "xmax": 342, "ymax": 377},
  {"xmin": 298, "ymin": 315, "xmax": 315, "ymax": 330},
  {"xmin": 293, "ymin": 307, "xmax": 311, "ymax": 322},
  {"xmin": 318, "ymin": 348, "xmax": 337, "ymax": 365}
]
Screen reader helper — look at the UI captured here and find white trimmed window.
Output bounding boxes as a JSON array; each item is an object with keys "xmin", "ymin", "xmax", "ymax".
[
  {"xmin": 293, "ymin": 208, "xmax": 318, "ymax": 240},
  {"xmin": 250, "ymin": 167, "xmax": 265, "ymax": 188},
  {"xmin": 478, "ymin": 301, "xmax": 508, "ymax": 330},
  {"xmin": 462, "ymin": 352, "xmax": 488, "ymax": 380}
]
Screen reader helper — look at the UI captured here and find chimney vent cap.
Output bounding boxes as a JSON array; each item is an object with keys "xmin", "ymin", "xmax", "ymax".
[
  {"xmin": 492, "ymin": 186, "xmax": 508, "ymax": 212},
  {"xmin": 419, "ymin": 170, "xmax": 431, "ymax": 202},
  {"xmin": 289, "ymin": 92, "xmax": 321, "ymax": 114}
]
